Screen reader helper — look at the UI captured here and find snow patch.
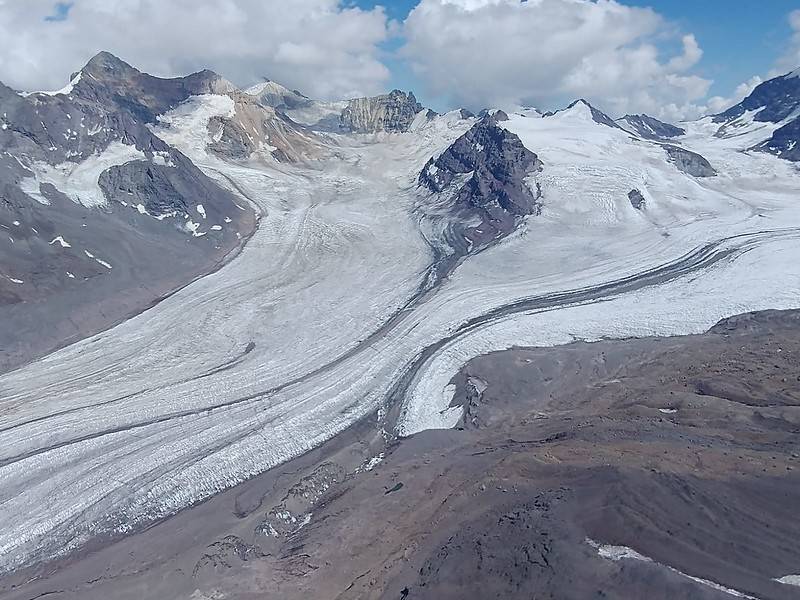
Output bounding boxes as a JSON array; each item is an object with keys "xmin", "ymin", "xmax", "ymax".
[
  {"xmin": 24, "ymin": 72, "xmax": 81, "ymax": 97},
  {"xmin": 49, "ymin": 236, "xmax": 71, "ymax": 248},
  {"xmin": 151, "ymin": 95, "xmax": 236, "ymax": 163},
  {"xmin": 22, "ymin": 142, "xmax": 147, "ymax": 208},
  {"xmin": 587, "ymin": 540, "xmax": 761, "ymax": 599}
]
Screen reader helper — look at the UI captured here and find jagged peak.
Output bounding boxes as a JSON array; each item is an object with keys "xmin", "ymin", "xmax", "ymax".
[{"xmin": 80, "ymin": 51, "xmax": 137, "ymax": 79}]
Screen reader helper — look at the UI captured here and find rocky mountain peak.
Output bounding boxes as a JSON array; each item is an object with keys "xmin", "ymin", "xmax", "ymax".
[
  {"xmin": 419, "ymin": 114, "xmax": 543, "ymax": 248},
  {"xmin": 340, "ymin": 89, "xmax": 424, "ymax": 133},
  {"xmin": 79, "ymin": 51, "xmax": 138, "ymax": 80}
]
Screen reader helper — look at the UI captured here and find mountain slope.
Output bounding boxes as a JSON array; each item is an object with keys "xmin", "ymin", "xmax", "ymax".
[
  {"xmin": 0, "ymin": 52, "xmax": 257, "ymax": 371},
  {"xmin": 711, "ymin": 69, "xmax": 800, "ymax": 161}
]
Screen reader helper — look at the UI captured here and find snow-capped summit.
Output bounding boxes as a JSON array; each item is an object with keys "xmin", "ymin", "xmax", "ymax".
[
  {"xmin": 544, "ymin": 99, "xmax": 622, "ymax": 130},
  {"xmin": 616, "ymin": 114, "xmax": 685, "ymax": 140}
]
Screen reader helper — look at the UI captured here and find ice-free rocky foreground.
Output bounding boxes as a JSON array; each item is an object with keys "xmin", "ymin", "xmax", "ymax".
[{"xmin": 1, "ymin": 58, "xmax": 800, "ymax": 597}]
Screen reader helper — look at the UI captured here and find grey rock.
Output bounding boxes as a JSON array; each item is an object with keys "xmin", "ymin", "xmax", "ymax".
[
  {"xmin": 712, "ymin": 69, "xmax": 800, "ymax": 162},
  {"xmin": 662, "ymin": 144, "xmax": 716, "ymax": 177},
  {"xmin": 340, "ymin": 90, "xmax": 423, "ymax": 133},
  {"xmin": 419, "ymin": 115, "xmax": 543, "ymax": 247},
  {"xmin": 628, "ymin": 189, "xmax": 646, "ymax": 210},
  {"xmin": 617, "ymin": 114, "xmax": 685, "ymax": 140},
  {"xmin": 753, "ymin": 115, "xmax": 800, "ymax": 162},
  {"xmin": 713, "ymin": 69, "xmax": 800, "ymax": 124}
]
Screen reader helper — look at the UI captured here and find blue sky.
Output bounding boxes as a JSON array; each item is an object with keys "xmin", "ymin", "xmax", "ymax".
[{"xmin": 352, "ymin": 0, "xmax": 800, "ymax": 112}]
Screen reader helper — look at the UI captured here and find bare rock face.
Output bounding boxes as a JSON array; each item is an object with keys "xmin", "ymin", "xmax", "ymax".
[
  {"xmin": 628, "ymin": 189, "xmax": 646, "ymax": 210},
  {"xmin": 419, "ymin": 115, "xmax": 543, "ymax": 248},
  {"xmin": 617, "ymin": 114, "xmax": 685, "ymax": 140},
  {"xmin": 662, "ymin": 144, "xmax": 716, "ymax": 177},
  {"xmin": 714, "ymin": 69, "xmax": 800, "ymax": 124},
  {"xmin": 754, "ymin": 116, "xmax": 800, "ymax": 162},
  {"xmin": 340, "ymin": 90, "xmax": 423, "ymax": 133},
  {"xmin": 712, "ymin": 69, "xmax": 800, "ymax": 162}
]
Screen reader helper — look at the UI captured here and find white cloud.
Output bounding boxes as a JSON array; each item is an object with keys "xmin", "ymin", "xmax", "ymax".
[
  {"xmin": 774, "ymin": 9, "xmax": 800, "ymax": 75},
  {"xmin": 0, "ymin": 0, "xmax": 391, "ymax": 100},
  {"xmin": 402, "ymin": 0, "xmax": 715, "ymax": 120}
]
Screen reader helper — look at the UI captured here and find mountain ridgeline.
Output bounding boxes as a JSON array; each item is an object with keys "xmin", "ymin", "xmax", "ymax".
[{"xmin": 0, "ymin": 51, "xmax": 798, "ymax": 371}]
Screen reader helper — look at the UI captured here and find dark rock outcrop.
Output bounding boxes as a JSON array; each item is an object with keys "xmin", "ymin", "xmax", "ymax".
[
  {"xmin": 340, "ymin": 90, "xmax": 423, "ymax": 133},
  {"xmin": 617, "ymin": 114, "xmax": 685, "ymax": 140},
  {"xmin": 712, "ymin": 69, "xmax": 800, "ymax": 162},
  {"xmin": 628, "ymin": 189, "xmax": 646, "ymax": 210},
  {"xmin": 419, "ymin": 115, "xmax": 543, "ymax": 248},
  {"xmin": 662, "ymin": 144, "xmax": 716, "ymax": 177},
  {"xmin": 753, "ymin": 114, "xmax": 800, "ymax": 162},
  {"xmin": 714, "ymin": 70, "xmax": 800, "ymax": 124}
]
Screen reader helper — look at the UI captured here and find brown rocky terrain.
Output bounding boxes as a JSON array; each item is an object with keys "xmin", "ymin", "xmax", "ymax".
[{"xmin": 2, "ymin": 309, "xmax": 799, "ymax": 599}]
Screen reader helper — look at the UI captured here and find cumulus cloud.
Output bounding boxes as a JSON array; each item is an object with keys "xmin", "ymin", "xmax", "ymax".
[
  {"xmin": 774, "ymin": 9, "xmax": 800, "ymax": 75},
  {"xmin": 0, "ymin": 0, "xmax": 391, "ymax": 100},
  {"xmin": 402, "ymin": 0, "xmax": 715, "ymax": 119}
]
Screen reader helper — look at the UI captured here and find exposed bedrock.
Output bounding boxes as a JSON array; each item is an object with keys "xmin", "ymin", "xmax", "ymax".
[
  {"xmin": 628, "ymin": 188, "xmax": 646, "ymax": 210},
  {"xmin": 713, "ymin": 69, "xmax": 800, "ymax": 124},
  {"xmin": 340, "ymin": 89, "xmax": 424, "ymax": 133},
  {"xmin": 662, "ymin": 144, "xmax": 717, "ymax": 177},
  {"xmin": 754, "ymin": 117, "xmax": 800, "ymax": 162},
  {"xmin": 419, "ymin": 115, "xmax": 543, "ymax": 249}
]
